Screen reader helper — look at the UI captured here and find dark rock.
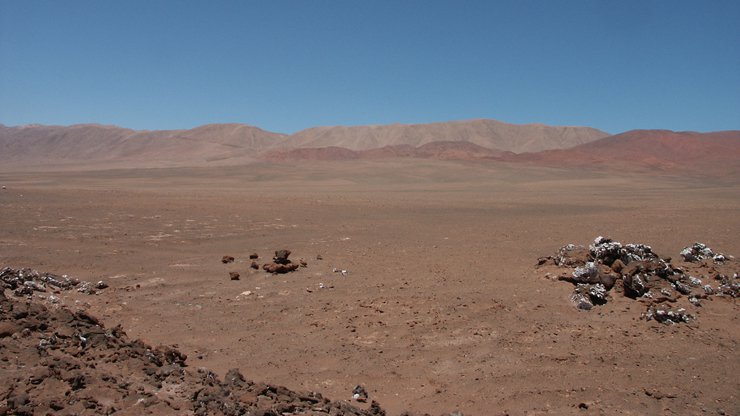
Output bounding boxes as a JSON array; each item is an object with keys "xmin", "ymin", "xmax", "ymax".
[
  {"xmin": 589, "ymin": 236, "xmax": 623, "ymax": 265},
  {"xmin": 673, "ymin": 281, "xmax": 692, "ymax": 295},
  {"xmin": 249, "ymin": 253, "xmax": 259, "ymax": 259},
  {"xmin": 352, "ymin": 385, "xmax": 369, "ymax": 402},
  {"xmin": 222, "ymin": 256, "xmax": 235, "ymax": 264},
  {"xmin": 273, "ymin": 250, "xmax": 291, "ymax": 265},
  {"xmin": 250, "ymin": 261, "xmax": 259, "ymax": 270},
  {"xmin": 229, "ymin": 272, "xmax": 240, "ymax": 281},
  {"xmin": 623, "ymin": 273, "xmax": 648, "ymax": 298}
]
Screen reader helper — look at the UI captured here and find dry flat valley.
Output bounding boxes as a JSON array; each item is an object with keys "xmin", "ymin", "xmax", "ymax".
[{"xmin": 0, "ymin": 120, "xmax": 738, "ymax": 415}]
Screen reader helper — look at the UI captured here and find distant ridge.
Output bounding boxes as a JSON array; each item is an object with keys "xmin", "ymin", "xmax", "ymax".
[
  {"xmin": 1, "ymin": 120, "xmax": 737, "ymax": 174},
  {"xmin": 283, "ymin": 119, "xmax": 608, "ymax": 153},
  {"xmin": 0, "ymin": 119, "xmax": 606, "ymax": 168}
]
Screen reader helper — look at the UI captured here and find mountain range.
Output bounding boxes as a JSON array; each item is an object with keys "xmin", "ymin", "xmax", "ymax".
[{"xmin": 1, "ymin": 119, "xmax": 738, "ymax": 174}]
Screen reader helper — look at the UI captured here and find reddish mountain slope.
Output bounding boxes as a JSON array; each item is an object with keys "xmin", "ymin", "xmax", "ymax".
[{"xmin": 516, "ymin": 130, "xmax": 740, "ymax": 171}]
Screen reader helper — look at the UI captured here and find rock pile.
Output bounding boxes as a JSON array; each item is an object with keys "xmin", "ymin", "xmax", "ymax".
[
  {"xmin": 0, "ymin": 282, "xmax": 388, "ymax": 415},
  {"xmin": 262, "ymin": 249, "xmax": 302, "ymax": 274},
  {"xmin": 1, "ymin": 267, "xmax": 108, "ymax": 298},
  {"xmin": 539, "ymin": 237, "xmax": 738, "ymax": 323},
  {"xmin": 680, "ymin": 242, "xmax": 729, "ymax": 263}
]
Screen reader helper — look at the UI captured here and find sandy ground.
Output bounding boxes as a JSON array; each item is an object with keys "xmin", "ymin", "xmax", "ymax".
[{"xmin": 0, "ymin": 160, "xmax": 738, "ymax": 415}]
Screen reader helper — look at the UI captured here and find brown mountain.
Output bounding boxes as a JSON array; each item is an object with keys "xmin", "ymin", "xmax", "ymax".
[
  {"xmin": 4, "ymin": 122, "xmax": 736, "ymax": 174},
  {"xmin": 516, "ymin": 130, "xmax": 740, "ymax": 172},
  {"xmin": 0, "ymin": 123, "xmax": 286, "ymax": 169},
  {"xmin": 283, "ymin": 119, "xmax": 608, "ymax": 153},
  {"xmin": 0, "ymin": 119, "xmax": 607, "ymax": 169}
]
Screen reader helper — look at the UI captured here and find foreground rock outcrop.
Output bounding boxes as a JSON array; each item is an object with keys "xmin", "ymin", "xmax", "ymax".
[{"xmin": 0, "ymin": 270, "xmax": 387, "ymax": 415}]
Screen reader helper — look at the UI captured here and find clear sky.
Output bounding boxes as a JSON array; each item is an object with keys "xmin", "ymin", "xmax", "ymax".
[{"xmin": 1, "ymin": 1, "xmax": 738, "ymax": 134}]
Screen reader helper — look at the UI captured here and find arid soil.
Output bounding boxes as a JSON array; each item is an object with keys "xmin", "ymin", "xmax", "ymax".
[{"xmin": 1, "ymin": 160, "xmax": 738, "ymax": 415}]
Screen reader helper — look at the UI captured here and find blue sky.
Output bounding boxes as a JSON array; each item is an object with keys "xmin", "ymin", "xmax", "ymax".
[{"xmin": 1, "ymin": 1, "xmax": 738, "ymax": 134}]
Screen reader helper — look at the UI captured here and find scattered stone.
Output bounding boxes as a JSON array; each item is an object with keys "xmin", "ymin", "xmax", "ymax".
[
  {"xmin": 229, "ymin": 272, "xmax": 240, "ymax": 280},
  {"xmin": 95, "ymin": 280, "xmax": 109, "ymax": 289},
  {"xmin": 249, "ymin": 253, "xmax": 259, "ymax": 259},
  {"xmin": 221, "ymin": 255, "xmax": 235, "ymax": 264},
  {"xmin": 316, "ymin": 254, "xmax": 323, "ymax": 260},
  {"xmin": 299, "ymin": 259, "xmax": 308, "ymax": 267},
  {"xmin": 77, "ymin": 281, "xmax": 96, "ymax": 294},
  {"xmin": 353, "ymin": 385, "xmax": 369, "ymax": 402},
  {"xmin": 643, "ymin": 306, "xmax": 693, "ymax": 324},
  {"xmin": 250, "ymin": 261, "xmax": 259, "ymax": 270}
]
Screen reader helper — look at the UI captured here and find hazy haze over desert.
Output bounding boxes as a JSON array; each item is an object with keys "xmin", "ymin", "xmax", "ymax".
[{"xmin": 1, "ymin": 1, "xmax": 738, "ymax": 415}]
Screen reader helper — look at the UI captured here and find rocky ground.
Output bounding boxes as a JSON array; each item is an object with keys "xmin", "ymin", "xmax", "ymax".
[{"xmin": 1, "ymin": 268, "xmax": 456, "ymax": 415}]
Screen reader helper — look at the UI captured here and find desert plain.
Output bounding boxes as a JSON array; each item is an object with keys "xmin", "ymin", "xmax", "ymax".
[{"xmin": 1, "ymin": 159, "xmax": 738, "ymax": 415}]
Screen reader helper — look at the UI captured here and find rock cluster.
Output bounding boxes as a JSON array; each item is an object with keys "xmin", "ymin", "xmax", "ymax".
[
  {"xmin": 262, "ymin": 250, "xmax": 303, "ymax": 274},
  {"xmin": 680, "ymin": 242, "xmax": 729, "ymax": 263},
  {"xmin": 221, "ymin": 250, "xmax": 307, "ymax": 277},
  {"xmin": 539, "ymin": 237, "xmax": 738, "ymax": 323},
  {"xmin": 0, "ymin": 282, "xmax": 388, "ymax": 415},
  {"xmin": 1, "ymin": 267, "xmax": 107, "ymax": 298}
]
